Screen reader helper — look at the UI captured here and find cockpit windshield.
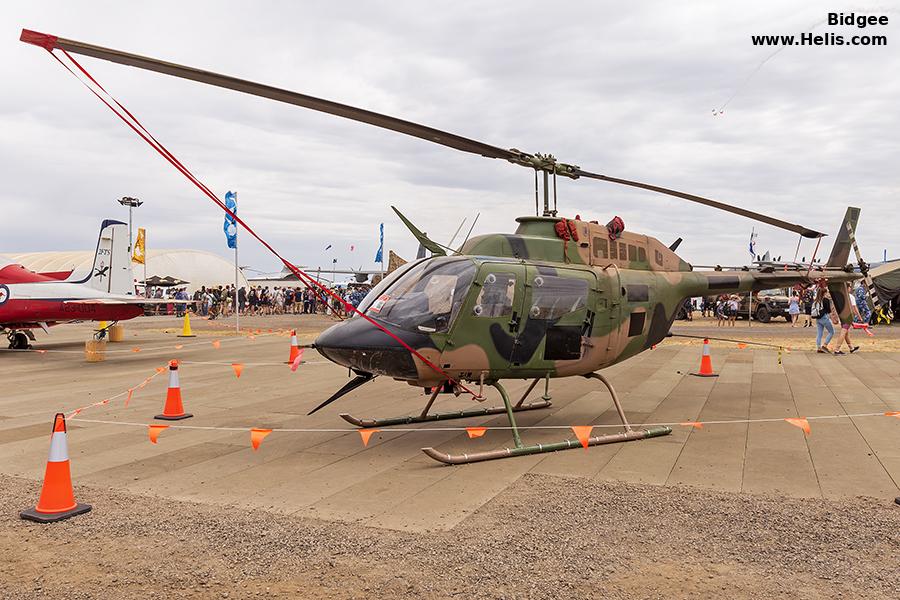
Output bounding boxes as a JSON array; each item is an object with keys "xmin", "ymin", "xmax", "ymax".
[{"xmin": 363, "ymin": 258, "xmax": 476, "ymax": 333}]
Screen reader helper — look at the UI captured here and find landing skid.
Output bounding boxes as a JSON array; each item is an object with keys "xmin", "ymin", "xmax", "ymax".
[
  {"xmin": 420, "ymin": 372, "xmax": 672, "ymax": 465},
  {"xmin": 422, "ymin": 427, "xmax": 672, "ymax": 465},
  {"xmin": 339, "ymin": 376, "xmax": 552, "ymax": 428},
  {"xmin": 340, "ymin": 401, "xmax": 551, "ymax": 428}
]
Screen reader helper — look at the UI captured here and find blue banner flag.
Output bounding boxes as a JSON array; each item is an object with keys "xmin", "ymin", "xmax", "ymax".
[
  {"xmin": 374, "ymin": 223, "xmax": 384, "ymax": 263},
  {"xmin": 224, "ymin": 191, "xmax": 238, "ymax": 249}
]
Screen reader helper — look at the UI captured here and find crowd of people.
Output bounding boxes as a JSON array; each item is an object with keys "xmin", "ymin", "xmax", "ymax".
[
  {"xmin": 147, "ymin": 284, "xmax": 370, "ymax": 319},
  {"xmin": 689, "ymin": 281, "xmax": 872, "ymax": 355}
]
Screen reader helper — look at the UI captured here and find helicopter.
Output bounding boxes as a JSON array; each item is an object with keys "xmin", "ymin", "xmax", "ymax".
[{"xmin": 21, "ymin": 29, "xmax": 865, "ymax": 465}]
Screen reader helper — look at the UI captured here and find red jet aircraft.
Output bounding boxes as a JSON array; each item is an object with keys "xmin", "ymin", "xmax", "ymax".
[{"xmin": 1, "ymin": 220, "xmax": 170, "ymax": 349}]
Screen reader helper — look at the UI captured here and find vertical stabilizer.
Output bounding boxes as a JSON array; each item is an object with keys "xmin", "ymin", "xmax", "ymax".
[
  {"xmin": 826, "ymin": 207, "xmax": 861, "ymax": 268},
  {"xmin": 83, "ymin": 220, "xmax": 133, "ymax": 294}
]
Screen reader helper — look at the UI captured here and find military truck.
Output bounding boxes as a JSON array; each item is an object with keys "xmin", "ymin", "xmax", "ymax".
[{"xmin": 736, "ymin": 288, "xmax": 792, "ymax": 322}]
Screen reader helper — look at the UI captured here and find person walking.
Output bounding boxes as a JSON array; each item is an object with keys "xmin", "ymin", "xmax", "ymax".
[
  {"xmin": 833, "ymin": 283, "xmax": 862, "ymax": 355},
  {"xmin": 715, "ymin": 295, "xmax": 725, "ymax": 327},
  {"xmin": 727, "ymin": 294, "xmax": 739, "ymax": 327},
  {"xmin": 811, "ymin": 282, "xmax": 834, "ymax": 353},
  {"xmin": 802, "ymin": 285, "xmax": 813, "ymax": 327},
  {"xmin": 788, "ymin": 292, "xmax": 801, "ymax": 327}
]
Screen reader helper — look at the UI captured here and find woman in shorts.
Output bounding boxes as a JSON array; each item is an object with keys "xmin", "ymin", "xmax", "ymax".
[{"xmin": 788, "ymin": 293, "xmax": 801, "ymax": 327}]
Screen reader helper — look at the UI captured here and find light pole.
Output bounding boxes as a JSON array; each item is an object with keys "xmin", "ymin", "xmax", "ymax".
[
  {"xmin": 117, "ymin": 196, "xmax": 143, "ymax": 253},
  {"xmin": 118, "ymin": 196, "xmax": 143, "ymax": 296}
]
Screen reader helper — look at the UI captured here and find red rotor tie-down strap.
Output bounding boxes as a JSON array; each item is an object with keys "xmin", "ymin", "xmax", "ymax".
[{"xmin": 40, "ymin": 44, "xmax": 477, "ymax": 397}]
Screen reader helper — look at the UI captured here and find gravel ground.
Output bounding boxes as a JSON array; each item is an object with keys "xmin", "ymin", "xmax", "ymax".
[{"xmin": 2, "ymin": 473, "xmax": 898, "ymax": 599}]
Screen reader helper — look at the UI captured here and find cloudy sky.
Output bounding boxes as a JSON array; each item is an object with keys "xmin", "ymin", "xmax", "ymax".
[{"xmin": 1, "ymin": 1, "xmax": 897, "ymax": 277}]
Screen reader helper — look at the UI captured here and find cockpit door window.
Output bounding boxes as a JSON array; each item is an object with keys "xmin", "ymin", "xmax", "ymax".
[{"xmin": 473, "ymin": 272, "xmax": 516, "ymax": 318}]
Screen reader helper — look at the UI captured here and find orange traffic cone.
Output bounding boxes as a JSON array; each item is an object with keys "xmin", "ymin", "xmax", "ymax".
[
  {"xmin": 285, "ymin": 330, "xmax": 301, "ymax": 364},
  {"xmin": 155, "ymin": 360, "xmax": 193, "ymax": 420},
  {"xmin": 20, "ymin": 413, "xmax": 92, "ymax": 523},
  {"xmin": 691, "ymin": 338, "xmax": 718, "ymax": 377}
]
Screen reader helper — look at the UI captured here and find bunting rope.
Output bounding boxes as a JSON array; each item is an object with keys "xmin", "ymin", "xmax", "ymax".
[
  {"xmin": 668, "ymin": 333, "xmax": 790, "ymax": 351},
  {"xmin": 68, "ymin": 411, "xmax": 899, "ymax": 433},
  {"xmin": 0, "ymin": 328, "xmax": 292, "ymax": 355},
  {"xmin": 41, "ymin": 44, "xmax": 478, "ymax": 398}
]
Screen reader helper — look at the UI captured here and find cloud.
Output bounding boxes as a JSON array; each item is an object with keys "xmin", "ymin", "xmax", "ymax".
[{"xmin": 0, "ymin": 0, "xmax": 897, "ymax": 275}]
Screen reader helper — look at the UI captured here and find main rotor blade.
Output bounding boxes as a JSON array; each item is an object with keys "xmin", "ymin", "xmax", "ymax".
[
  {"xmin": 21, "ymin": 30, "xmax": 516, "ymax": 162},
  {"xmin": 20, "ymin": 29, "xmax": 827, "ymax": 239},
  {"xmin": 573, "ymin": 169, "xmax": 826, "ymax": 238}
]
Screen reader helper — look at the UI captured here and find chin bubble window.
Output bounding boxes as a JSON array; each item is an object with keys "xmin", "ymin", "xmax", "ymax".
[
  {"xmin": 529, "ymin": 275, "xmax": 588, "ymax": 320},
  {"xmin": 473, "ymin": 272, "xmax": 515, "ymax": 317}
]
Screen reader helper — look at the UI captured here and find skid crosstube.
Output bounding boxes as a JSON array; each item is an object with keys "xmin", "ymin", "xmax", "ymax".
[
  {"xmin": 339, "ymin": 400, "xmax": 551, "ymax": 428},
  {"xmin": 421, "ymin": 426, "xmax": 672, "ymax": 465}
]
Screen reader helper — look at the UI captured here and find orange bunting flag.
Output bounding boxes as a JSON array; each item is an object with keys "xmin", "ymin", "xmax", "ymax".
[
  {"xmin": 466, "ymin": 426, "xmax": 488, "ymax": 439},
  {"xmin": 268, "ymin": 329, "xmax": 273, "ymax": 333},
  {"xmin": 737, "ymin": 343, "xmax": 748, "ymax": 350},
  {"xmin": 148, "ymin": 424, "xmax": 169, "ymax": 444},
  {"xmin": 885, "ymin": 411, "xmax": 900, "ymax": 418},
  {"xmin": 680, "ymin": 421, "xmax": 704, "ymax": 429},
  {"xmin": 785, "ymin": 418, "xmax": 811, "ymax": 436},
  {"xmin": 174, "ymin": 344, "xmax": 184, "ymax": 350},
  {"xmin": 290, "ymin": 348, "xmax": 305, "ymax": 372},
  {"xmin": 358, "ymin": 428, "xmax": 379, "ymax": 447},
  {"xmin": 231, "ymin": 363, "xmax": 244, "ymax": 378},
  {"xmin": 571, "ymin": 425, "xmax": 593, "ymax": 449},
  {"xmin": 131, "ymin": 347, "xmax": 141, "ymax": 353},
  {"xmin": 212, "ymin": 340, "xmax": 221, "ymax": 349},
  {"xmin": 250, "ymin": 428, "xmax": 272, "ymax": 451},
  {"xmin": 156, "ymin": 366, "xmax": 166, "ymax": 374},
  {"xmin": 254, "ymin": 329, "xmax": 261, "ymax": 334},
  {"xmin": 125, "ymin": 388, "xmax": 134, "ymax": 407}
]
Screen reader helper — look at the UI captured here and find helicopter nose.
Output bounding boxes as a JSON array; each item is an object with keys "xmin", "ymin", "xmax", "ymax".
[{"xmin": 315, "ymin": 317, "xmax": 431, "ymax": 380}]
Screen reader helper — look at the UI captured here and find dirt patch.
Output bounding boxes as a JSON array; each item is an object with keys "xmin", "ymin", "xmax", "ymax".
[{"xmin": 2, "ymin": 473, "xmax": 897, "ymax": 599}]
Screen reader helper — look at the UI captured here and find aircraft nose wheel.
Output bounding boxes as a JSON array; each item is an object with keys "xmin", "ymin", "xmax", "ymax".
[{"xmin": 8, "ymin": 331, "xmax": 31, "ymax": 350}]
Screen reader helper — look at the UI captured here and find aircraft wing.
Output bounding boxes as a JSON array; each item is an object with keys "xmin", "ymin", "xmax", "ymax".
[{"xmin": 63, "ymin": 298, "xmax": 197, "ymax": 305}]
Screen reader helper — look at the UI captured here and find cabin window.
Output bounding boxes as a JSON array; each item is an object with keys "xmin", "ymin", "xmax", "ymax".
[
  {"xmin": 609, "ymin": 241, "xmax": 618, "ymax": 260},
  {"xmin": 592, "ymin": 237, "xmax": 608, "ymax": 259},
  {"xmin": 628, "ymin": 311, "xmax": 646, "ymax": 337},
  {"xmin": 654, "ymin": 249, "xmax": 664, "ymax": 266},
  {"xmin": 544, "ymin": 326, "xmax": 583, "ymax": 360},
  {"xmin": 473, "ymin": 272, "xmax": 515, "ymax": 318},
  {"xmin": 529, "ymin": 275, "xmax": 588, "ymax": 320},
  {"xmin": 626, "ymin": 284, "xmax": 649, "ymax": 302},
  {"xmin": 628, "ymin": 245, "xmax": 638, "ymax": 262},
  {"xmin": 638, "ymin": 247, "xmax": 647, "ymax": 263},
  {"xmin": 619, "ymin": 243, "xmax": 627, "ymax": 260}
]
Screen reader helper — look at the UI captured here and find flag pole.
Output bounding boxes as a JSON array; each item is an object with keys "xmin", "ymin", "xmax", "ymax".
[
  {"xmin": 143, "ymin": 229, "xmax": 148, "ymax": 298},
  {"xmin": 234, "ymin": 192, "xmax": 239, "ymax": 333}
]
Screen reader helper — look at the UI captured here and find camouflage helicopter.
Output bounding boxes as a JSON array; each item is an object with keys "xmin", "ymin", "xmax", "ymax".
[{"xmin": 21, "ymin": 30, "xmax": 865, "ymax": 464}]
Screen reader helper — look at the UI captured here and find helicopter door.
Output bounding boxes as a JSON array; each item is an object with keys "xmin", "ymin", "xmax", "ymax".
[
  {"xmin": 514, "ymin": 267, "xmax": 597, "ymax": 374},
  {"xmin": 445, "ymin": 263, "xmax": 526, "ymax": 374}
]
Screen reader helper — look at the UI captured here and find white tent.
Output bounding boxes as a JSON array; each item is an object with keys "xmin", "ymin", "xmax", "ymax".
[{"xmin": 6, "ymin": 249, "xmax": 249, "ymax": 293}]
